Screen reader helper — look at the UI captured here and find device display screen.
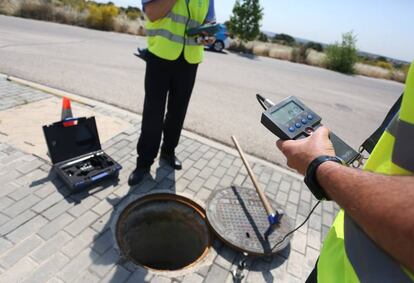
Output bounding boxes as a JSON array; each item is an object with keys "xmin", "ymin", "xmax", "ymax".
[{"xmin": 271, "ymin": 101, "xmax": 304, "ymax": 124}]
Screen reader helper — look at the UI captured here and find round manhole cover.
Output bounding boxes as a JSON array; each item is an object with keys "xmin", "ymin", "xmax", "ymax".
[
  {"xmin": 116, "ymin": 194, "xmax": 212, "ymax": 271},
  {"xmin": 206, "ymin": 186, "xmax": 293, "ymax": 255}
]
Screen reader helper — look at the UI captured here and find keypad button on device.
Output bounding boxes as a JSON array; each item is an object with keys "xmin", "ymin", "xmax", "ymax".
[
  {"xmin": 295, "ymin": 123, "xmax": 302, "ymax": 128},
  {"xmin": 289, "ymin": 126, "xmax": 296, "ymax": 132},
  {"xmin": 301, "ymin": 118, "xmax": 308, "ymax": 124},
  {"xmin": 307, "ymin": 114, "xmax": 314, "ymax": 120}
]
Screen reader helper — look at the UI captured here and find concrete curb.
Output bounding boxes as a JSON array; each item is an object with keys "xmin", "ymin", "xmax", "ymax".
[{"xmin": 5, "ymin": 74, "xmax": 303, "ymax": 181}]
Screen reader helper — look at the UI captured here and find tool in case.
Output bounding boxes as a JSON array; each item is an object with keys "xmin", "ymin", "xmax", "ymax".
[{"xmin": 43, "ymin": 116, "xmax": 122, "ymax": 192}]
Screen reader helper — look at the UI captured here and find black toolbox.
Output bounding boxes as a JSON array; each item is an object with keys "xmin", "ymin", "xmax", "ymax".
[{"xmin": 43, "ymin": 117, "xmax": 122, "ymax": 192}]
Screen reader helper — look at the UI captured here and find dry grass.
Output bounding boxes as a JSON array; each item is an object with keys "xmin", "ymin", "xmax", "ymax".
[
  {"xmin": 229, "ymin": 39, "xmax": 293, "ymax": 60},
  {"xmin": 53, "ymin": 5, "xmax": 87, "ymax": 26},
  {"xmin": 390, "ymin": 70, "xmax": 407, "ymax": 83},
  {"xmin": 1, "ymin": 0, "xmax": 146, "ymax": 36},
  {"xmin": 354, "ymin": 63, "xmax": 391, "ymax": 80},
  {"xmin": 268, "ymin": 44, "xmax": 293, "ymax": 61},
  {"xmin": 0, "ymin": 0, "xmax": 20, "ymax": 15},
  {"xmin": 114, "ymin": 14, "xmax": 145, "ymax": 35},
  {"xmin": 252, "ymin": 44, "xmax": 269, "ymax": 56},
  {"xmin": 306, "ymin": 49, "xmax": 327, "ymax": 67}
]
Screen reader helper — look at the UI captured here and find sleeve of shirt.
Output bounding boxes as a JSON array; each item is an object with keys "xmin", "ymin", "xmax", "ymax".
[
  {"xmin": 205, "ymin": 0, "xmax": 216, "ymax": 23},
  {"xmin": 142, "ymin": 0, "xmax": 152, "ymax": 11}
]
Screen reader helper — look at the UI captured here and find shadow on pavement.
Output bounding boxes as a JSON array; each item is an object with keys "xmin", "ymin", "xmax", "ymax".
[
  {"xmin": 235, "ymin": 52, "xmax": 258, "ymax": 60},
  {"xmin": 31, "ymin": 168, "xmax": 120, "ymax": 204},
  {"xmin": 205, "ymin": 48, "xmax": 229, "ymax": 55}
]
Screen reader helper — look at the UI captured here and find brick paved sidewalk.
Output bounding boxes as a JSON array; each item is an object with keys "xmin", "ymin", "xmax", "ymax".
[{"xmin": 0, "ymin": 75, "xmax": 339, "ymax": 283}]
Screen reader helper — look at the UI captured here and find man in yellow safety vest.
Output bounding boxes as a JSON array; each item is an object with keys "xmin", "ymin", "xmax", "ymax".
[
  {"xmin": 129, "ymin": 0, "xmax": 215, "ymax": 186},
  {"xmin": 277, "ymin": 62, "xmax": 414, "ymax": 282}
]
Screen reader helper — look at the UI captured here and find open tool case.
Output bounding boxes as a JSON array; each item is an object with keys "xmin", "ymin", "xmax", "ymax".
[{"xmin": 43, "ymin": 117, "xmax": 122, "ymax": 192}]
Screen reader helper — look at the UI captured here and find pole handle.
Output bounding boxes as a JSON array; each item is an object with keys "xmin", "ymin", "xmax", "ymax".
[{"xmin": 231, "ymin": 135, "xmax": 274, "ymax": 216}]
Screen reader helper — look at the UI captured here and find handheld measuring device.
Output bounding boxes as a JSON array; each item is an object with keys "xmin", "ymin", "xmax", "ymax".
[
  {"xmin": 186, "ymin": 23, "xmax": 221, "ymax": 37},
  {"xmin": 258, "ymin": 95, "xmax": 361, "ymax": 165}
]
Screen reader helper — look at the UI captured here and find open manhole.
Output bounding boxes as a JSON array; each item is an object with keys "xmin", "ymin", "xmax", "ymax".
[{"xmin": 116, "ymin": 194, "xmax": 211, "ymax": 271}]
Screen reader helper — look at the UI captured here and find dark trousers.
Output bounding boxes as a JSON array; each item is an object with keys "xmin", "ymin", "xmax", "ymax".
[
  {"xmin": 305, "ymin": 259, "xmax": 318, "ymax": 283},
  {"xmin": 137, "ymin": 52, "xmax": 198, "ymax": 167}
]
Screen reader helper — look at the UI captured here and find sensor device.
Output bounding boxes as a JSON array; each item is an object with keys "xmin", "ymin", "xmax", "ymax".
[
  {"xmin": 186, "ymin": 23, "xmax": 221, "ymax": 37},
  {"xmin": 259, "ymin": 95, "xmax": 360, "ymax": 165}
]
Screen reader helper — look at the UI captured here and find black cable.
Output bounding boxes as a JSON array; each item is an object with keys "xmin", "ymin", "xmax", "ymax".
[
  {"xmin": 271, "ymin": 200, "xmax": 321, "ymax": 251},
  {"xmin": 256, "ymin": 94, "xmax": 268, "ymax": 110}
]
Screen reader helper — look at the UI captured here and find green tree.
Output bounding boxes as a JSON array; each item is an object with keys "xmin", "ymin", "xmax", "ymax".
[
  {"xmin": 229, "ymin": 0, "xmax": 263, "ymax": 41},
  {"xmin": 272, "ymin": 33, "xmax": 295, "ymax": 45},
  {"xmin": 325, "ymin": 31, "xmax": 358, "ymax": 74},
  {"xmin": 305, "ymin": 41, "xmax": 323, "ymax": 52},
  {"xmin": 257, "ymin": 31, "xmax": 268, "ymax": 42}
]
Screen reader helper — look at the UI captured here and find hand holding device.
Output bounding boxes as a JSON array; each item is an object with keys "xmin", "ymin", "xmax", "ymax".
[
  {"xmin": 258, "ymin": 95, "xmax": 361, "ymax": 165},
  {"xmin": 276, "ymin": 126, "xmax": 335, "ymax": 175},
  {"xmin": 187, "ymin": 23, "xmax": 219, "ymax": 45}
]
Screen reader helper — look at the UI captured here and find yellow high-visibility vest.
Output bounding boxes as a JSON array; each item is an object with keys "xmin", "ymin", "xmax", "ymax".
[
  {"xmin": 145, "ymin": 0, "xmax": 209, "ymax": 64},
  {"xmin": 318, "ymin": 62, "xmax": 414, "ymax": 282}
]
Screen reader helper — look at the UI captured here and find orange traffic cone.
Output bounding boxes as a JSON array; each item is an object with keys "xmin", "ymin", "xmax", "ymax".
[{"xmin": 61, "ymin": 97, "xmax": 75, "ymax": 127}]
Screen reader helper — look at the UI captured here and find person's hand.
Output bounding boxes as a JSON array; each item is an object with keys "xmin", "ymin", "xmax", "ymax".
[
  {"xmin": 276, "ymin": 126, "xmax": 335, "ymax": 175},
  {"xmin": 199, "ymin": 34, "xmax": 215, "ymax": 46}
]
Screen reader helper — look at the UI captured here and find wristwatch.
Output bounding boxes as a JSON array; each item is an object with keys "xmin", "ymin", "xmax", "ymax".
[{"xmin": 304, "ymin": 155, "xmax": 345, "ymax": 200}]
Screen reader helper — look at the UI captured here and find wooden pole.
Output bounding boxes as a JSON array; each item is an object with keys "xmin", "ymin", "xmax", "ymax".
[{"xmin": 231, "ymin": 135, "xmax": 274, "ymax": 216}]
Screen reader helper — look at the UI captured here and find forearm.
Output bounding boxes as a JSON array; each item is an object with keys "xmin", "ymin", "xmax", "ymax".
[
  {"xmin": 318, "ymin": 162, "xmax": 414, "ymax": 271},
  {"xmin": 144, "ymin": 0, "xmax": 176, "ymax": 22}
]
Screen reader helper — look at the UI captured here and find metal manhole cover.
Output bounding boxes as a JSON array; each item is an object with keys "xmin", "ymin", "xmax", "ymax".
[{"xmin": 206, "ymin": 186, "xmax": 293, "ymax": 255}]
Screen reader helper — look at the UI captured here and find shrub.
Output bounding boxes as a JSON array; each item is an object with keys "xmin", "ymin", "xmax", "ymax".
[
  {"xmin": 354, "ymin": 63, "xmax": 391, "ymax": 80},
  {"xmin": 53, "ymin": 5, "xmax": 86, "ymax": 26},
  {"xmin": 325, "ymin": 31, "xmax": 357, "ymax": 74},
  {"xmin": 137, "ymin": 25, "xmax": 146, "ymax": 36},
  {"xmin": 376, "ymin": 56, "xmax": 388, "ymax": 62},
  {"xmin": 252, "ymin": 44, "xmax": 269, "ymax": 56},
  {"xmin": 272, "ymin": 33, "xmax": 295, "ymax": 46},
  {"xmin": 390, "ymin": 69, "xmax": 407, "ymax": 83},
  {"xmin": 126, "ymin": 10, "xmax": 140, "ymax": 20},
  {"xmin": 305, "ymin": 42, "xmax": 323, "ymax": 52},
  {"xmin": 0, "ymin": 0, "xmax": 20, "ymax": 15},
  {"xmin": 59, "ymin": 0, "xmax": 87, "ymax": 11},
  {"xmin": 402, "ymin": 64, "xmax": 410, "ymax": 76},
  {"xmin": 268, "ymin": 44, "xmax": 293, "ymax": 61},
  {"xmin": 87, "ymin": 3, "xmax": 119, "ymax": 31},
  {"xmin": 113, "ymin": 13, "xmax": 145, "ymax": 35},
  {"xmin": 228, "ymin": 39, "xmax": 248, "ymax": 53},
  {"xmin": 113, "ymin": 14, "xmax": 130, "ymax": 33},
  {"xmin": 18, "ymin": 0, "xmax": 54, "ymax": 21},
  {"xmin": 257, "ymin": 32, "xmax": 268, "ymax": 42},
  {"xmin": 375, "ymin": 61, "xmax": 393, "ymax": 70},
  {"xmin": 291, "ymin": 45, "xmax": 309, "ymax": 63},
  {"xmin": 306, "ymin": 49, "xmax": 327, "ymax": 67}
]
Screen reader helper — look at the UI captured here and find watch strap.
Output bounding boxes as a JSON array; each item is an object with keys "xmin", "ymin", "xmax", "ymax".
[{"xmin": 304, "ymin": 155, "xmax": 344, "ymax": 200}]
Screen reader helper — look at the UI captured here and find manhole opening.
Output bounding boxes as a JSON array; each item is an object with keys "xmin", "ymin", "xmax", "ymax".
[{"xmin": 116, "ymin": 194, "xmax": 211, "ymax": 271}]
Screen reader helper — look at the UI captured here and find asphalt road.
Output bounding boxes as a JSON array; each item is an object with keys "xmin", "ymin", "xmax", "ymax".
[{"xmin": 0, "ymin": 15, "xmax": 404, "ymax": 168}]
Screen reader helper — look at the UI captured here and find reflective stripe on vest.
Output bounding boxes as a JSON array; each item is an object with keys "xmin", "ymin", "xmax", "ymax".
[
  {"xmin": 145, "ymin": 0, "xmax": 209, "ymax": 63},
  {"xmin": 317, "ymin": 62, "xmax": 414, "ymax": 282},
  {"xmin": 344, "ymin": 215, "xmax": 412, "ymax": 283},
  {"xmin": 393, "ymin": 118, "xmax": 414, "ymax": 172},
  {"xmin": 164, "ymin": 11, "xmax": 200, "ymax": 28},
  {"xmin": 146, "ymin": 29, "xmax": 199, "ymax": 46}
]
